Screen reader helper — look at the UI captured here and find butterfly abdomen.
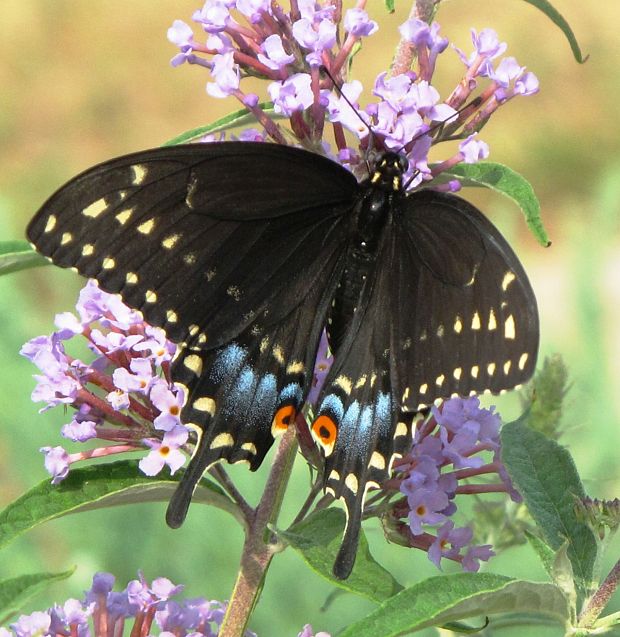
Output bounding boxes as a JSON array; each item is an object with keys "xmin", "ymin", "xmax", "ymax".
[{"xmin": 326, "ymin": 175, "xmax": 403, "ymax": 353}]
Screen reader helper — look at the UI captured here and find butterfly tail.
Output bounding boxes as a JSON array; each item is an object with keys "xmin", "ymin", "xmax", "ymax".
[
  {"xmin": 332, "ymin": 490, "xmax": 365, "ymax": 579},
  {"xmin": 166, "ymin": 429, "xmax": 220, "ymax": 529}
]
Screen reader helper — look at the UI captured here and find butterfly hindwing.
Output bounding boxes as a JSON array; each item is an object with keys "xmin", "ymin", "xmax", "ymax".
[
  {"xmin": 310, "ymin": 220, "xmax": 416, "ymax": 578},
  {"xmin": 166, "ymin": 243, "xmax": 347, "ymax": 526}
]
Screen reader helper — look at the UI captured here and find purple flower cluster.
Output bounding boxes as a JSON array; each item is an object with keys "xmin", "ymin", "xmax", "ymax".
[
  {"xmin": 168, "ymin": 2, "xmax": 538, "ymax": 188},
  {"xmin": 387, "ymin": 396, "xmax": 521, "ymax": 571},
  {"xmin": 1, "ymin": 572, "xmax": 329, "ymax": 637},
  {"xmin": 22, "ymin": 282, "xmax": 333, "ymax": 486},
  {"xmin": 21, "ymin": 281, "xmax": 189, "ymax": 483},
  {"xmin": 2, "ymin": 572, "xmax": 240, "ymax": 637}
]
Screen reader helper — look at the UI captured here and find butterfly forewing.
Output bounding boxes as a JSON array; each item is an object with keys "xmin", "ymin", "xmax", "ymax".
[
  {"xmin": 27, "ymin": 143, "xmax": 356, "ymax": 347},
  {"xmin": 394, "ymin": 190, "xmax": 539, "ymax": 410}
]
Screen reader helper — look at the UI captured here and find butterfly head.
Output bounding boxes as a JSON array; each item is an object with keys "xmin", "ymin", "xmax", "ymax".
[{"xmin": 369, "ymin": 152, "xmax": 409, "ymax": 193}]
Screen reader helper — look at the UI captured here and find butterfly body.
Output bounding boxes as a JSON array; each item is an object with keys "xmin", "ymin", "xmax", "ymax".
[{"xmin": 27, "ymin": 141, "xmax": 539, "ymax": 579}]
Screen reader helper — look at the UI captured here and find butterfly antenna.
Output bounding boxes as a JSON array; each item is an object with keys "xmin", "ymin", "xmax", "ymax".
[
  {"xmin": 320, "ymin": 65, "xmax": 376, "ymax": 172},
  {"xmin": 398, "ymin": 95, "xmax": 483, "ymax": 155}
]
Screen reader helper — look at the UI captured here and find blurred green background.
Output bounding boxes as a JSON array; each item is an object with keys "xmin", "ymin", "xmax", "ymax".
[{"xmin": 1, "ymin": 1, "xmax": 619, "ymax": 635}]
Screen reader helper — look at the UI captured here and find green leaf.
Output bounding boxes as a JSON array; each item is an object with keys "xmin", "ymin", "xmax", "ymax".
[
  {"xmin": 525, "ymin": 530, "xmax": 556, "ymax": 578},
  {"xmin": 0, "ymin": 568, "xmax": 75, "ymax": 625},
  {"xmin": 501, "ymin": 419, "xmax": 598, "ymax": 603},
  {"xmin": 520, "ymin": 0, "xmax": 588, "ymax": 64},
  {"xmin": 283, "ymin": 508, "xmax": 402, "ymax": 603},
  {"xmin": 337, "ymin": 574, "xmax": 570, "ymax": 637},
  {"xmin": 162, "ymin": 103, "xmax": 276, "ymax": 146},
  {"xmin": 444, "ymin": 162, "xmax": 550, "ymax": 247},
  {"xmin": 0, "ymin": 460, "xmax": 242, "ymax": 551},
  {"xmin": 0, "ymin": 241, "xmax": 50, "ymax": 276}
]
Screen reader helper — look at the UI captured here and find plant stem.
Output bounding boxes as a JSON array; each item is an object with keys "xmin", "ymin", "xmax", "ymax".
[
  {"xmin": 577, "ymin": 556, "xmax": 620, "ymax": 629},
  {"xmin": 218, "ymin": 425, "xmax": 299, "ymax": 637},
  {"xmin": 391, "ymin": 0, "xmax": 438, "ymax": 76}
]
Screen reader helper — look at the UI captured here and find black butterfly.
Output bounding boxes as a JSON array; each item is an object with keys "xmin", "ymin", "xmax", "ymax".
[{"xmin": 27, "ymin": 142, "xmax": 539, "ymax": 578}]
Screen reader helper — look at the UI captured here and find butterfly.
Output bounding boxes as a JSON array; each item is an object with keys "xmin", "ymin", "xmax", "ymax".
[{"xmin": 27, "ymin": 141, "xmax": 539, "ymax": 579}]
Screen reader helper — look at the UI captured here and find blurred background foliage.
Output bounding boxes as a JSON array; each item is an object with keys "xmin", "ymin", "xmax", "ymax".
[{"xmin": 0, "ymin": 1, "xmax": 619, "ymax": 635}]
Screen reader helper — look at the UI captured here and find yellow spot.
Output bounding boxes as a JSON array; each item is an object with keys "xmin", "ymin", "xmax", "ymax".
[
  {"xmin": 419, "ymin": 383, "xmax": 428, "ymax": 395},
  {"xmin": 453, "ymin": 317, "xmax": 463, "ymax": 333},
  {"xmin": 453, "ymin": 367, "xmax": 462, "ymax": 380},
  {"xmin": 188, "ymin": 324, "xmax": 200, "ymax": 336},
  {"xmin": 210, "ymin": 433, "xmax": 233, "ymax": 449},
  {"xmin": 193, "ymin": 397, "xmax": 215, "ymax": 415},
  {"xmin": 227, "ymin": 285, "xmax": 241, "ymax": 300},
  {"xmin": 83, "ymin": 198, "xmax": 107, "ymax": 218},
  {"xmin": 60, "ymin": 232, "xmax": 73, "ymax": 245},
  {"xmin": 328, "ymin": 470, "xmax": 340, "ymax": 482},
  {"xmin": 394, "ymin": 421, "xmax": 408, "ymax": 437},
  {"xmin": 435, "ymin": 374, "xmax": 445, "ymax": 387},
  {"xmin": 471, "ymin": 365, "xmax": 479, "ymax": 378},
  {"xmin": 355, "ymin": 375, "xmax": 367, "ymax": 389},
  {"xmin": 131, "ymin": 164, "xmax": 148, "ymax": 185},
  {"xmin": 402, "ymin": 386, "xmax": 410, "ymax": 402},
  {"xmin": 241, "ymin": 442, "xmax": 257, "ymax": 455},
  {"xmin": 436, "ymin": 324, "xmax": 445, "ymax": 337},
  {"xmin": 502, "ymin": 271, "xmax": 516, "ymax": 291},
  {"xmin": 286, "ymin": 361, "xmax": 304, "ymax": 374},
  {"xmin": 44, "ymin": 215, "xmax": 57, "ymax": 233},
  {"xmin": 126, "ymin": 272, "xmax": 138, "ymax": 285},
  {"xmin": 81, "ymin": 244, "xmax": 94, "ymax": 256},
  {"xmin": 345, "ymin": 473, "xmax": 359, "ymax": 494},
  {"xmin": 137, "ymin": 218, "xmax": 155, "ymax": 234},
  {"xmin": 369, "ymin": 452, "xmax": 386, "ymax": 470},
  {"xmin": 471, "ymin": 311, "xmax": 481, "ymax": 330},
  {"xmin": 162, "ymin": 233, "xmax": 181, "ymax": 250},
  {"xmin": 518, "ymin": 352, "xmax": 529, "ymax": 370},
  {"xmin": 183, "ymin": 354, "xmax": 203, "ymax": 376},
  {"xmin": 419, "ymin": 330, "xmax": 428, "ymax": 341},
  {"xmin": 504, "ymin": 314, "xmax": 516, "ymax": 339},
  {"xmin": 183, "ymin": 252, "xmax": 197, "ymax": 266},
  {"xmin": 115, "ymin": 208, "xmax": 134, "ymax": 225},
  {"xmin": 197, "ymin": 333, "xmax": 207, "ymax": 344},
  {"xmin": 102, "ymin": 257, "xmax": 115, "ymax": 270},
  {"xmin": 335, "ymin": 375, "xmax": 353, "ymax": 395},
  {"xmin": 370, "ymin": 373, "xmax": 377, "ymax": 387},
  {"xmin": 272, "ymin": 345, "xmax": 285, "ymax": 364},
  {"xmin": 166, "ymin": 309, "xmax": 178, "ymax": 323},
  {"xmin": 504, "ymin": 360, "xmax": 512, "ymax": 375},
  {"xmin": 488, "ymin": 309, "xmax": 497, "ymax": 330},
  {"xmin": 487, "ymin": 362, "xmax": 496, "ymax": 376},
  {"xmin": 145, "ymin": 290, "xmax": 158, "ymax": 303},
  {"xmin": 325, "ymin": 486, "xmax": 336, "ymax": 498}
]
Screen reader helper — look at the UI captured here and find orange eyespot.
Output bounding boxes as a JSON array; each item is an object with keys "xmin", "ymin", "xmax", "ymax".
[
  {"xmin": 273, "ymin": 404, "xmax": 296, "ymax": 432},
  {"xmin": 311, "ymin": 415, "xmax": 338, "ymax": 447}
]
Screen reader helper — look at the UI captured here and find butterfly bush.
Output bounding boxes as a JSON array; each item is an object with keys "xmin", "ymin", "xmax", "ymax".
[
  {"xmin": 21, "ymin": 1, "xmax": 537, "ymax": 575},
  {"xmin": 167, "ymin": 0, "xmax": 538, "ymax": 188},
  {"xmin": 1, "ymin": 571, "xmax": 326, "ymax": 637}
]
